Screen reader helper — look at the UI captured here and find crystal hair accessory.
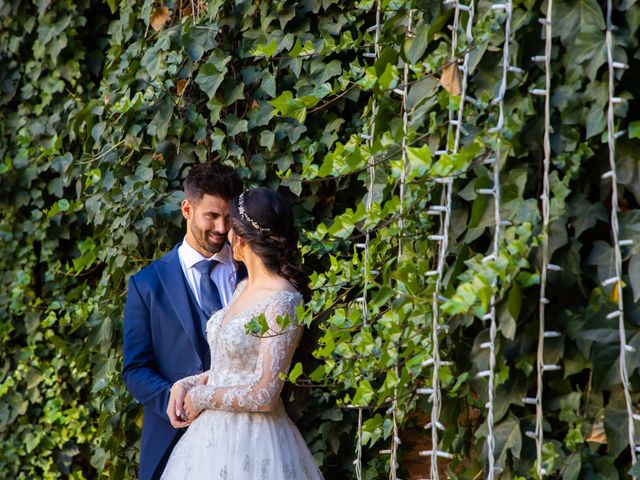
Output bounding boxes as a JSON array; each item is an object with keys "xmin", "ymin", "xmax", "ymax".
[{"xmin": 238, "ymin": 192, "xmax": 270, "ymax": 232}]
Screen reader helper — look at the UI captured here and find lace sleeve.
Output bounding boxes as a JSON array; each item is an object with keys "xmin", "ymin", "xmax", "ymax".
[
  {"xmin": 187, "ymin": 293, "xmax": 302, "ymax": 413},
  {"xmin": 176, "ymin": 372, "xmax": 208, "ymax": 390}
]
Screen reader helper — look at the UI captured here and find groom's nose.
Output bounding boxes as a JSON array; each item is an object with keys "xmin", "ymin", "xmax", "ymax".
[{"xmin": 213, "ymin": 216, "xmax": 228, "ymax": 234}]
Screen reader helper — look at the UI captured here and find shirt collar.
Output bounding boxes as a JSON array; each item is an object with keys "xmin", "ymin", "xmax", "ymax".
[{"xmin": 180, "ymin": 237, "xmax": 234, "ymax": 269}]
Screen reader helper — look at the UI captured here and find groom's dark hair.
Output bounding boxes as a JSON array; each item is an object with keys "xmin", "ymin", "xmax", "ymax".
[{"xmin": 184, "ymin": 161, "xmax": 243, "ymax": 202}]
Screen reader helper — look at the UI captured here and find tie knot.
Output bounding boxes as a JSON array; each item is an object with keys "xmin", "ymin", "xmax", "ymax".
[{"xmin": 194, "ymin": 259, "xmax": 217, "ymax": 275}]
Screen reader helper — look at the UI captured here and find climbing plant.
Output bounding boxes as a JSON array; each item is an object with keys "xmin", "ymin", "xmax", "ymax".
[{"xmin": 1, "ymin": 0, "xmax": 640, "ymax": 479}]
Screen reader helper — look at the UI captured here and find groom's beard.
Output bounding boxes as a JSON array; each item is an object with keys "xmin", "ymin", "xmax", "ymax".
[
  {"xmin": 202, "ymin": 229, "xmax": 227, "ymax": 254},
  {"xmin": 190, "ymin": 221, "xmax": 227, "ymax": 254}
]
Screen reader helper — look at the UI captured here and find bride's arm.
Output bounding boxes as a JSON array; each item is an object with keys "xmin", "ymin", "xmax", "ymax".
[
  {"xmin": 175, "ymin": 372, "xmax": 208, "ymax": 390},
  {"xmin": 186, "ymin": 298, "xmax": 302, "ymax": 413}
]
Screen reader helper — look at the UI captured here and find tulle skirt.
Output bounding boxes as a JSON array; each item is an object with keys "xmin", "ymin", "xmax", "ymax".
[{"xmin": 161, "ymin": 402, "xmax": 323, "ymax": 479}]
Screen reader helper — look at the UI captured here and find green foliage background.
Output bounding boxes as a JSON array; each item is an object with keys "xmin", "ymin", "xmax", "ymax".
[{"xmin": 2, "ymin": 0, "xmax": 640, "ymax": 478}]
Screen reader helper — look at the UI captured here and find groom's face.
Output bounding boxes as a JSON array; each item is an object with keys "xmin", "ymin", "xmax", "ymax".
[{"xmin": 182, "ymin": 194, "xmax": 230, "ymax": 256}]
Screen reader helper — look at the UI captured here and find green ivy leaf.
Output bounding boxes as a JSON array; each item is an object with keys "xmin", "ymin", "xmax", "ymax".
[
  {"xmin": 352, "ymin": 379, "xmax": 374, "ymax": 406},
  {"xmin": 289, "ymin": 362, "xmax": 303, "ymax": 383},
  {"xmin": 147, "ymin": 98, "xmax": 174, "ymax": 141},
  {"xmin": 195, "ymin": 53, "xmax": 231, "ymax": 98},
  {"xmin": 269, "ymin": 91, "xmax": 307, "ymax": 123},
  {"xmin": 404, "ymin": 24, "xmax": 429, "ymax": 64}
]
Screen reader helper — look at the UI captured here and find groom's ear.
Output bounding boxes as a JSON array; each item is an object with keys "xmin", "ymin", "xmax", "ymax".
[{"xmin": 181, "ymin": 199, "xmax": 192, "ymax": 221}]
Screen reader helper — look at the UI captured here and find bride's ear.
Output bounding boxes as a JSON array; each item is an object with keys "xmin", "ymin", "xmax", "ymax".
[
  {"xmin": 231, "ymin": 230, "xmax": 247, "ymax": 248},
  {"xmin": 231, "ymin": 234, "xmax": 247, "ymax": 261}
]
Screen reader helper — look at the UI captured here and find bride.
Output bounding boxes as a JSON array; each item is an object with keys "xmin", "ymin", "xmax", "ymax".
[{"xmin": 161, "ymin": 187, "xmax": 323, "ymax": 479}]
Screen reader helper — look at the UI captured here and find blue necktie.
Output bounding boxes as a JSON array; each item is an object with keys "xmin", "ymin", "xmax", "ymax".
[{"xmin": 194, "ymin": 259, "xmax": 223, "ymax": 320}]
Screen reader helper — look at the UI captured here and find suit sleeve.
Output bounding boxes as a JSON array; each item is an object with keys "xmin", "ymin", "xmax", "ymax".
[{"xmin": 122, "ymin": 274, "xmax": 172, "ymax": 420}]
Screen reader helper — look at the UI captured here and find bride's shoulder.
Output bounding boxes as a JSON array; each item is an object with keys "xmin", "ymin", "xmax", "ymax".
[
  {"xmin": 231, "ymin": 278, "xmax": 249, "ymax": 300},
  {"xmin": 272, "ymin": 288, "xmax": 303, "ymax": 311},
  {"xmin": 271, "ymin": 284, "xmax": 302, "ymax": 306},
  {"xmin": 271, "ymin": 277, "xmax": 300, "ymax": 295},
  {"xmin": 276, "ymin": 288, "xmax": 302, "ymax": 300}
]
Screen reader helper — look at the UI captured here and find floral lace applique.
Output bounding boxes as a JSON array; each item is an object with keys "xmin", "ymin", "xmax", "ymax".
[
  {"xmin": 176, "ymin": 372, "xmax": 206, "ymax": 391},
  {"xmin": 184, "ymin": 285, "xmax": 303, "ymax": 413}
]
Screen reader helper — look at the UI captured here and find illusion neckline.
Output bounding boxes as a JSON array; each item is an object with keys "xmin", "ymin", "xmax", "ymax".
[{"xmin": 214, "ymin": 284, "xmax": 302, "ymax": 332}]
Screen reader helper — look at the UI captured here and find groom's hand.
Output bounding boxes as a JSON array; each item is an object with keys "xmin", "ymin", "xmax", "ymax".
[
  {"xmin": 167, "ymin": 384, "xmax": 190, "ymax": 428},
  {"xmin": 184, "ymin": 392, "xmax": 203, "ymax": 422}
]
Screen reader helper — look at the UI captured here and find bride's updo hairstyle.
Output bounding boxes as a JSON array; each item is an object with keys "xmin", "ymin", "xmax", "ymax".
[{"xmin": 229, "ymin": 188, "xmax": 310, "ymax": 301}]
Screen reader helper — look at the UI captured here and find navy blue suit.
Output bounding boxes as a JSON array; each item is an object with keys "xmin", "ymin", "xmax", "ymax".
[{"xmin": 122, "ymin": 244, "xmax": 245, "ymax": 480}]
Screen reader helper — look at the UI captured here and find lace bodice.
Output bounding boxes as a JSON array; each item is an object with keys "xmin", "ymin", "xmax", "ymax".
[{"xmin": 177, "ymin": 281, "xmax": 303, "ymax": 413}]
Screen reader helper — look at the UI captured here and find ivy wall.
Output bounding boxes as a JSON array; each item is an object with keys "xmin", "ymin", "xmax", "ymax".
[{"xmin": 1, "ymin": 0, "xmax": 640, "ymax": 479}]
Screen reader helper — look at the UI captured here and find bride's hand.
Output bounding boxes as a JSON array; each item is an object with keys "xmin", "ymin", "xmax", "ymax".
[
  {"xmin": 167, "ymin": 383, "xmax": 190, "ymax": 429},
  {"xmin": 184, "ymin": 392, "xmax": 203, "ymax": 421}
]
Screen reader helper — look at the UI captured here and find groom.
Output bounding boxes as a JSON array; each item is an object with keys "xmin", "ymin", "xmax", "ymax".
[{"xmin": 122, "ymin": 161, "xmax": 244, "ymax": 480}]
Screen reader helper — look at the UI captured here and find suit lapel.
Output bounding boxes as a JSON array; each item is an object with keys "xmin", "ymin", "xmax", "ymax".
[{"xmin": 154, "ymin": 244, "xmax": 206, "ymax": 361}]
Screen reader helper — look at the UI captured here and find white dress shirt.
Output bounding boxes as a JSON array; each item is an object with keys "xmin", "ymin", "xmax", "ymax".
[{"xmin": 178, "ymin": 238, "xmax": 237, "ymax": 309}]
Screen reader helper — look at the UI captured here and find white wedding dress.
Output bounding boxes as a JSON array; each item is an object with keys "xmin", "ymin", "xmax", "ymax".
[{"xmin": 161, "ymin": 280, "xmax": 323, "ymax": 479}]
